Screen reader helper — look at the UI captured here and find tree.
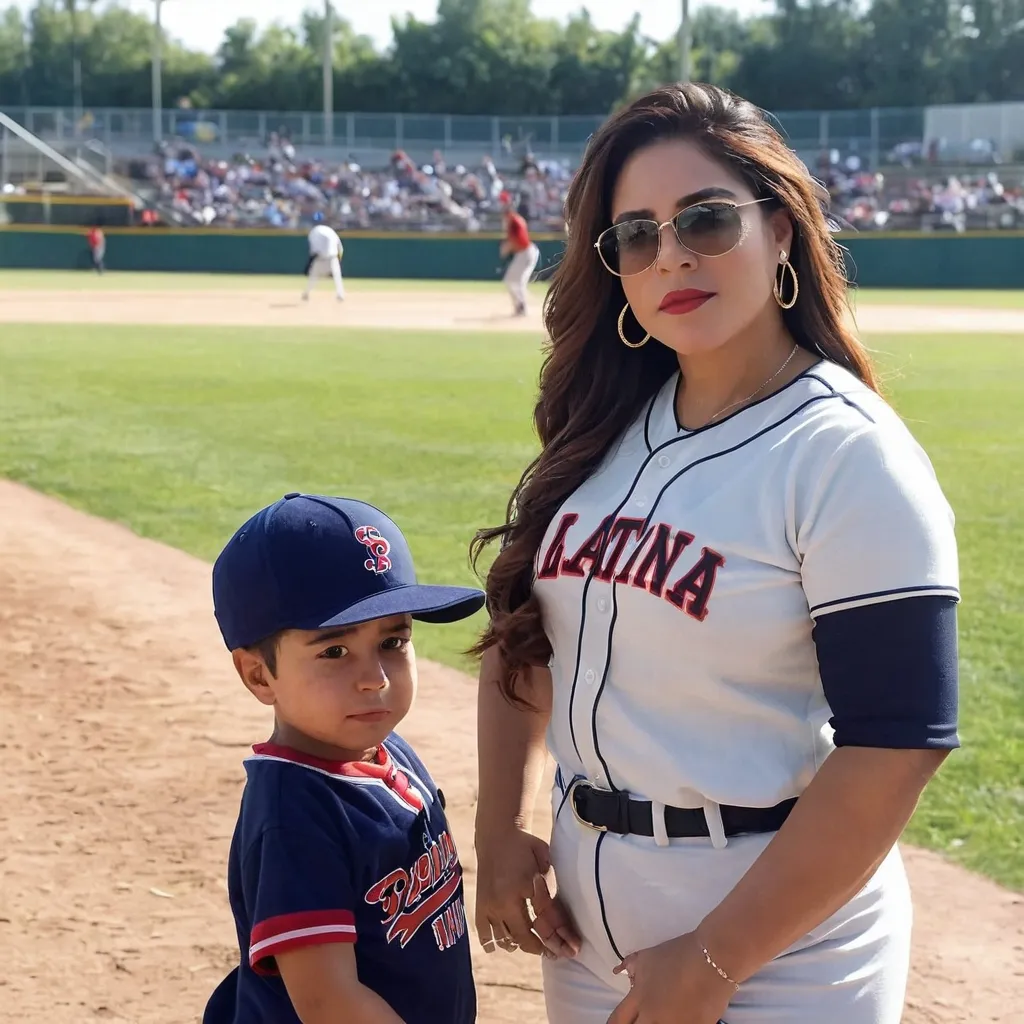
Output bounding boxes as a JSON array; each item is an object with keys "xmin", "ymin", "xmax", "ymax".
[
  {"xmin": 638, "ymin": 6, "xmax": 748, "ymax": 96},
  {"xmin": 3, "ymin": 0, "xmax": 1024, "ymax": 119},
  {"xmin": 730, "ymin": 0, "xmax": 869, "ymax": 111},
  {"xmin": 0, "ymin": 7, "xmax": 29, "ymax": 105},
  {"xmin": 860, "ymin": 0, "xmax": 963, "ymax": 107}
]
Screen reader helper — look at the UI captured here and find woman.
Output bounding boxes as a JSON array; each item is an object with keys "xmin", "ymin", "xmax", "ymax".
[{"xmin": 471, "ymin": 83, "xmax": 959, "ymax": 1024}]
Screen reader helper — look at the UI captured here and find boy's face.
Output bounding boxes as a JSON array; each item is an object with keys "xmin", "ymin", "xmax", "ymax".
[{"xmin": 234, "ymin": 613, "xmax": 417, "ymax": 762}]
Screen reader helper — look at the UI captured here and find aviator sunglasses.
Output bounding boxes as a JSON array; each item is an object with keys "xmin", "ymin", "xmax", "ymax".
[{"xmin": 594, "ymin": 198, "xmax": 771, "ymax": 277}]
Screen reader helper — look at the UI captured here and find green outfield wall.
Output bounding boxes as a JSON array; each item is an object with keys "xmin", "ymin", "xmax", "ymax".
[{"xmin": 1, "ymin": 227, "xmax": 1023, "ymax": 288}]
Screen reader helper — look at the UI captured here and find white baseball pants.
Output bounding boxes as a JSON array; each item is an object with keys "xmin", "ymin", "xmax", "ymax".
[
  {"xmin": 542, "ymin": 781, "xmax": 912, "ymax": 1024},
  {"xmin": 504, "ymin": 243, "xmax": 540, "ymax": 312},
  {"xmin": 304, "ymin": 255, "xmax": 345, "ymax": 299}
]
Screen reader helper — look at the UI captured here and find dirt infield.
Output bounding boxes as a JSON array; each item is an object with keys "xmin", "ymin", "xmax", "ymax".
[
  {"xmin": 2, "ymin": 486, "xmax": 1023, "ymax": 1024},
  {"xmin": 1, "ymin": 284, "xmax": 1023, "ymax": 1023},
  {"xmin": 3, "ymin": 284, "xmax": 1024, "ymax": 333}
]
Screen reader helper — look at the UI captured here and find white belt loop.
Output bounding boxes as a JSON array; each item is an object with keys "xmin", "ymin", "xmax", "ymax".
[
  {"xmin": 703, "ymin": 799, "xmax": 729, "ymax": 850},
  {"xmin": 651, "ymin": 800, "xmax": 670, "ymax": 847}
]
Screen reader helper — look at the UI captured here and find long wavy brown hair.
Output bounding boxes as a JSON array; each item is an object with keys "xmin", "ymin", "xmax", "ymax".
[{"xmin": 471, "ymin": 82, "xmax": 877, "ymax": 704}]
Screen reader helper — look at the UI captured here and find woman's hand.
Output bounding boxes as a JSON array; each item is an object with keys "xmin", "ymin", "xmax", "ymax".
[
  {"xmin": 608, "ymin": 931, "xmax": 736, "ymax": 1024},
  {"xmin": 474, "ymin": 826, "xmax": 580, "ymax": 959}
]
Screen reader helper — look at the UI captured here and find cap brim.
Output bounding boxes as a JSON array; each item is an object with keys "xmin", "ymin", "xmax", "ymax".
[{"xmin": 312, "ymin": 584, "xmax": 485, "ymax": 630}]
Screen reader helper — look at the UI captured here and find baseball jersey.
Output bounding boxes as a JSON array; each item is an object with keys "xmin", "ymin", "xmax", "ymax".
[
  {"xmin": 534, "ymin": 359, "xmax": 960, "ymax": 811},
  {"xmin": 506, "ymin": 213, "xmax": 531, "ymax": 252},
  {"xmin": 308, "ymin": 223, "xmax": 343, "ymax": 259},
  {"xmin": 204, "ymin": 735, "xmax": 475, "ymax": 1024}
]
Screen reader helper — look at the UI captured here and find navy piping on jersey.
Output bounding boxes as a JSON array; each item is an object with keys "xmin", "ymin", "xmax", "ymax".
[
  {"xmin": 563, "ymin": 371, "xmax": 845, "ymax": 785},
  {"xmin": 802, "ymin": 373, "xmax": 876, "ymax": 425},
  {"xmin": 647, "ymin": 394, "xmax": 850, "ymax": 531},
  {"xmin": 581, "ymin": 392, "xmax": 851, "ymax": 788},
  {"xmin": 643, "ymin": 395, "xmax": 657, "ymax": 453},
  {"xmin": 589, "ymin": 578, "xmax": 620, "ymax": 787},
  {"xmin": 566, "ymin": 518, "xmax": 613, "ymax": 764},
  {"xmin": 553, "ymin": 769, "xmax": 578, "ymax": 823},
  {"xmin": 594, "ymin": 834, "xmax": 624, "ymax": 961},
  {"xmin": 810, "ymin": 583, "xmax": 961, "ymax": 615},
  {"xmin": 670, "ymin": 358, "xmax": 825, "ymax": 435}
]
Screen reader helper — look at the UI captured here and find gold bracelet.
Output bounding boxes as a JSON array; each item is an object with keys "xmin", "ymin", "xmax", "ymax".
[{"xmin": 700, "ymin": 941, "xmax": 740, "ymax": 989}]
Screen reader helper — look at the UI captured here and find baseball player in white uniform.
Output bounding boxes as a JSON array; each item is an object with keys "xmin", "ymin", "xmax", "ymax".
[
  {"xmin": 303, "ymin": 220, "xmax": 345, "ymax": 302},
  {"xmin": 472, "ymin": 82, "xmax": 959, "ymax": 1024}
]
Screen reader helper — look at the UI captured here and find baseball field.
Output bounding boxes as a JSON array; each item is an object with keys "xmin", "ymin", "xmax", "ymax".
[{"xmin": 1, "ymin": 270, "xmax": 1021, "ymax": 1023}]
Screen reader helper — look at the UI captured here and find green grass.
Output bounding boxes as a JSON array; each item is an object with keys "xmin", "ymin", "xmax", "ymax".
[
  {"xmin": 1, "ymin": 269, "xmax": 1023, "ymax": 309},
  {"xmin": 0, "ymin": 323, "xmax": 1021, "ymax": 889},
  {"xmin": 871, "ymin": 336, "xmax": 1024, "ymax": 887},
  {"xmin": 0, "ymin": 325, "xmax": 540, "ymax": 668},
  {"xmin": 853, "ymin": 288, "xmax": 1024, "ymax": 309}
]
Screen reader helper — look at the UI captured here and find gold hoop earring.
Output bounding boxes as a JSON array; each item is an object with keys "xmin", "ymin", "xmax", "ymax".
[
  {"xmin": 618, "ymin": 302, "xmax": 650, "ymax": 349},
  {"xmin": 774, "ymin": 252, "xmax": 799, "ymax": 310}
]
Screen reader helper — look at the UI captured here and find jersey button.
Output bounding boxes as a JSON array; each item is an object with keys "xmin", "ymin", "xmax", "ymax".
[
  {"xmin": 597, "ymin": 598, "xmax": 608, "ymax": 612},
  {"xmin": 634, "ymin": 498, "xmax": 646, "ymax": 508},
  {"xmin": 584, "ymin": 669, "xmax": 596, "ymax": 684},
  {"xmin": 658, "ymin": 454, "xmax": 671, "ymax": 468}
]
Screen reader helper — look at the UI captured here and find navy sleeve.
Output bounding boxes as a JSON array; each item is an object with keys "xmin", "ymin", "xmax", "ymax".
[
  {"xmin": 812, "ymin": 595, "xmax": 959, "ymax": 749},
  {"xmin": 243, "ymin": 827, "xmax": 357, "ymax": 975}
]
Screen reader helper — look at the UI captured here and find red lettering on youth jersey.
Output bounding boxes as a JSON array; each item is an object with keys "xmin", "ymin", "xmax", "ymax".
[
  {"xmin": 365, "ymin": 829, "xmax": 463, "ymax": 949},
  {"xmin": 540, "ymin": 512, "xmax": 724, "ymax": 619},
  {"xmin": 431, "ymin": 895, "xmax": 468, "ymax": 951}
]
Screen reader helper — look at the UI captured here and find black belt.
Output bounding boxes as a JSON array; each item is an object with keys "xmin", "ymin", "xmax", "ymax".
[{"xmin": 568, "ymin": 780, "xmax": 797, "ymax": 838}]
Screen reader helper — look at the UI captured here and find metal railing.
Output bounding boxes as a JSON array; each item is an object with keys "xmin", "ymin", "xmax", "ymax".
[
  {"xmin": 0, "ymin": 105, "xmax": 938, "ymax": 167},
  {"xmin": 3, "ymin": 102, "xmax": 1021, "ymax": 171}
]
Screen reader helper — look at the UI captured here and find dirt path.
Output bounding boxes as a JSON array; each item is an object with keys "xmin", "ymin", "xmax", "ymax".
[
  {"xmin": 1, "ymin": 480, "xmax": 1021, "ymax": 1024},
  {"xmin": 2, "ymin": 285, "xmax": 1024, "ymax": 334}
]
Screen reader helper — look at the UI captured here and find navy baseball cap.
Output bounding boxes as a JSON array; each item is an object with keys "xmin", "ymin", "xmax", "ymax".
[{"xmin": 213, "ymin": 493, "xmax": 485, "ymax": 650}]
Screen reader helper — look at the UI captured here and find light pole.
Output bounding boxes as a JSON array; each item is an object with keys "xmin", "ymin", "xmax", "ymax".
[
  {"xmin": 679, "ymin": 0, "xmax": 692, "ymax": 84},
  {"xmin": 65, "ymin": 0, "xmax": 83, "ymax": 136},
  {"xmin": 323, "ymin": 0, "xmax": 334, "ymax": 148},
  {"xmin": 152, "ymin": 0, "xmax": 165, "ymax": 144}
]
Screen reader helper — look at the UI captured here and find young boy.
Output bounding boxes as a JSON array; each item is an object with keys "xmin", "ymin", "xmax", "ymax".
[{"xmin": 204, "ymin": 493, "xmax": 485, "ymax": 1024}]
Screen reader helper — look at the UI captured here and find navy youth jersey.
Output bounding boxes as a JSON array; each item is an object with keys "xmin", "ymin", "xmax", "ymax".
[{"xmin": 204, "ymin": 735, "xmax": 475, "ymax": 1024}]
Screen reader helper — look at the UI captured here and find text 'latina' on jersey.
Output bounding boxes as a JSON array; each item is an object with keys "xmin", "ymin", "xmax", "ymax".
[{"xmin": 538, "ymin": 512, "xmax": 725, "ymax": 621}]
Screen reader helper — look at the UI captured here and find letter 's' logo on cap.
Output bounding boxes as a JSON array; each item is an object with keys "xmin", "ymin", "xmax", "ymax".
[{"xmin": 354, "ymin": 525, "xmax": 392, "ymax": 574}]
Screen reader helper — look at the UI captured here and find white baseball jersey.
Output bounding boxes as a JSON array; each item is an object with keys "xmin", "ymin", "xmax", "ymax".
[
  {"xmin": 308, "ymin": 224, "xmax": 343, "ymax": 259},
  {"xmin": 533, "ymin": 358, "xmax": 959, "ymax": 811}
]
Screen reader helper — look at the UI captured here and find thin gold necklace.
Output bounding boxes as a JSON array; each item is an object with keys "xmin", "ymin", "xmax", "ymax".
[{"xmin": 705, "ymin": 344, "xmax": 800, "ymax": 425}]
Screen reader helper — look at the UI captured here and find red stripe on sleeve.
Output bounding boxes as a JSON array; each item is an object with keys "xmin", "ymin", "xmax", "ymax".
[{"xmin": 249, "ymin": 910, "xmax": 357, "ymax": 975}]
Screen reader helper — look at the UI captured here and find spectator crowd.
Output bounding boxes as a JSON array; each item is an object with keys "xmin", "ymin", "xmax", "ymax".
[
  {"xmin": 126, "ymin": 135, "xmax": 571, "ymax": 233},
  {"xmin": 120, "ymin": 133, "xmax": 1024, "ymax": 235},
  {"xmin": 819, "ymin": 149, "xmax": 1024, "ymax": 231}
]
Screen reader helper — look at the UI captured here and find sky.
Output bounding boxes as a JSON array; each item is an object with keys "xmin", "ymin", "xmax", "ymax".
[{"xmin": 43, "ymin": 0, "xmax": 772, "ymax": 54}]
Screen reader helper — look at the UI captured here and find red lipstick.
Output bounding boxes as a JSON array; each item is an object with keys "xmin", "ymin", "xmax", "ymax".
[{"xmin": 659, "ymin": 289, "xmax": 715, "ymax": 315}]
